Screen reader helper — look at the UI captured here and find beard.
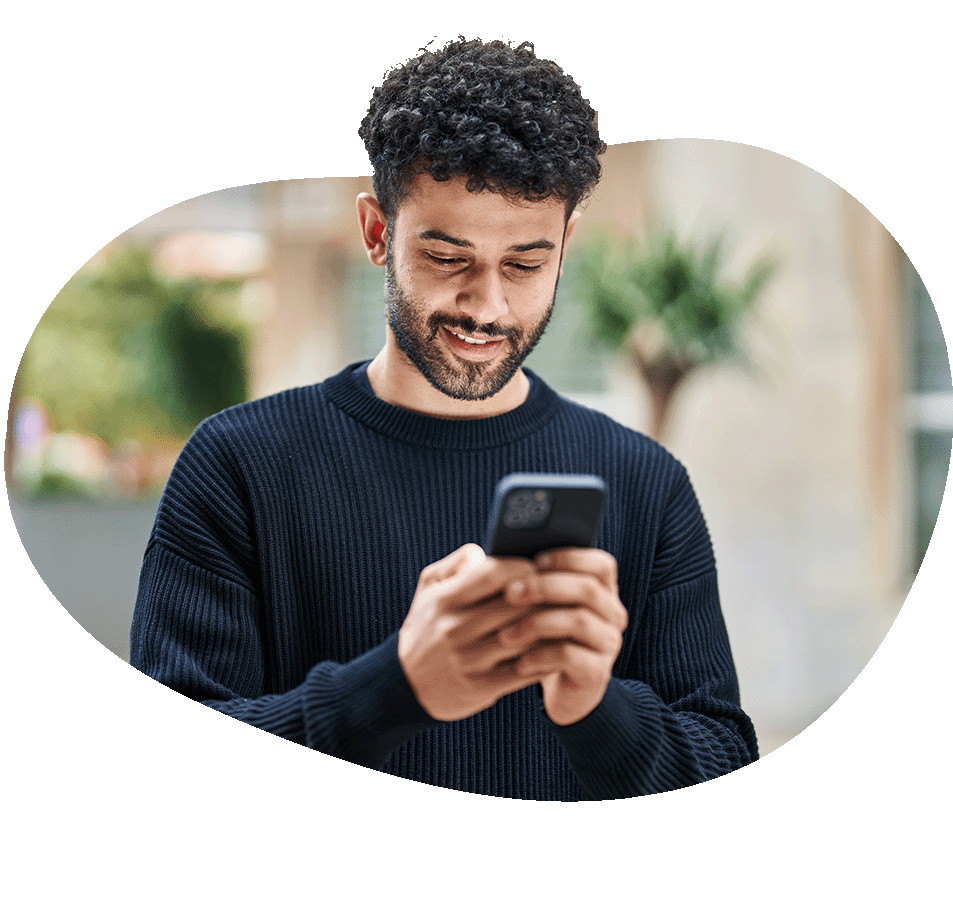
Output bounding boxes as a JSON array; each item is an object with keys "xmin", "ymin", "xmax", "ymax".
[{"xmin": 384, "ymin": 252, "xmax": 556, "ymax": 402}]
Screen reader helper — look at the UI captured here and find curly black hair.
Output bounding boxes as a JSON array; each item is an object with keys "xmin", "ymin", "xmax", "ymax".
[{"xmin": 358, "ymin": 38, "xmax": 606, "ymax": 220}]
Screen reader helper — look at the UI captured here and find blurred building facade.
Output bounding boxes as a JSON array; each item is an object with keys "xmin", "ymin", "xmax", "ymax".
[{"xmin": 7, "ymin": 140, "xmax": 949, "ymax": 756}]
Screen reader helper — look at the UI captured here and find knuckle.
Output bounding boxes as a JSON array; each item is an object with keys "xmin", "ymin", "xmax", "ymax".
[
  {"xmin": 617, "ymin": 603, "xmax": 629, "ymax": 631},
  {"xmin": 513, "ymin": 558, "xmax": 537, "ymax": 581},
  {"xmin": 433, "ymin": 617, "xmax": 455, "ymax": 648},
  {"xmin": 611, "ymin": 629, "xmax": 624, "ymax": 655},
  {"xmin": 446, "ymin": 643, "xmax": 474, "ymax": 675},
  {"xmin": 572, "ymin": 608, "xmax": 590, "ymax": 634},
  {"xmin": 581, "ymin": 577, "xmax": 601, "ymax": 606}
]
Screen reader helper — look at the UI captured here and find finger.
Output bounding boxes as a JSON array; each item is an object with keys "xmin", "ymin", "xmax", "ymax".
[
  {"xmin": 468, "ymin": 656, "xmax": 552, "ymax": 695},
  {"xmin": 498, "ymin": 605, "xmax": 622, "ymax": 657},
  {"xmin": 453, "ymin": 634, "xmax": 529, "ymax": 678},
  {"xmin": 514, "ymin": 641, "xmax": 609, "ymax": 685},
  {"xmin": 437, "ymin": 555, "xmax": 539, "ymax": 612},
  {"xmin": 535, "ymin": 547, "xmax": 618, "ymax": 592},
  {"xmin": 443, "ymin": 594, "xmax": 535, "ymax": 651},
  {"xmin": 456, "ymin": 542, "xmax": 489, "ymax": 573},
  {"xmin": 509, "ymin": 570, "xmax": 628, "ymax": 632},
  {"xmin": 419, "ymin": 543, "xmax": 487, "ymax": 587}
]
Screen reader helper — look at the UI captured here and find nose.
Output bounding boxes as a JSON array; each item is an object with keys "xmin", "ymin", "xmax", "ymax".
[{"xmin": 456, "ymin": 266, "xmax": 508, "ymax": 325}]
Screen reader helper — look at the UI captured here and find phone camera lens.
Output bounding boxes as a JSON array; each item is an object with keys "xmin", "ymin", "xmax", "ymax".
[
  {"xmin": 503, "ymin": 508, "xmax": 528, "ymax": 528},
  {"xmin": 505, "ymin": 489, "xmax": 550, "ymax": 529},
  {"xmin": 508, "ymin": 490, "xmax": 533, "ymax": 509},
  {"xmin": 526, "ymin": 499, "xmax": 550, "ymax": 525}
]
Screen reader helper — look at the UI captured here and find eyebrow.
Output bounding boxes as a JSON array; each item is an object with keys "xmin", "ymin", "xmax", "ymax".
[{"xmin": 416, "ymin": 229, "xmax": 556, "ymax": 253}]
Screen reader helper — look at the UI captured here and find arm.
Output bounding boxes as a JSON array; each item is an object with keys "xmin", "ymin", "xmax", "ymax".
[
  {"xmin": 501, "ymin": 466, "xmax": 758, "ymax": 799},
  {"xmin": 130, "ymin": 417, "xmax": 549, "ymax": 770},
  {"xmin": 132, "ymin": 536, "xmax": 555, "ymax": 768},
  {"xmin": 131, "ymin": 537, "xmax": 439, "ymax": 771},
  {"xmin": 540, "ymin": 568, "xmax": 758, "ymax": 799},
  {"xmin": 129, "ymin": 416, "xmax": 439, "ymax": 771}
]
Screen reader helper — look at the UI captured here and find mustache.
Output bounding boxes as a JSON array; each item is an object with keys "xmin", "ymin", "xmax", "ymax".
[{"xmin": 427, "ymin": 313, "xmax": 520, "ymax": 341}]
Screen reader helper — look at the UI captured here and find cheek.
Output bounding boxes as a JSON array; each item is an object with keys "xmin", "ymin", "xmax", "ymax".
[
  {"xmin": 403, "ymin": 269, "xmax": 467, "ymax": 311},
  {"xmin": 401, "ymin": 273, "xmax": 446, "ymax": 306},
  {"xmin": 511, "ymin": 279, "xmax": 557, "ymax": 316},
  {"xmin": 392, "ymin": 254, "xmax": 436, "ymax": 293}
]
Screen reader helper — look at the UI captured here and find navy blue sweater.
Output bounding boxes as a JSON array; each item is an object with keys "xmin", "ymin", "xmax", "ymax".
[{"xmin": 131, "ymin": 362, "xmax": 758, "ymax": 800}]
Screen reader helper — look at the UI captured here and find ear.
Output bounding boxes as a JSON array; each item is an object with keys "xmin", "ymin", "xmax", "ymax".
[
  {"xmin": 559, "ymin": 210, "xmax": 582, "ymax": 277},
  {"xmin": 356, "ymin": 192, "xmax": 388, "ymax": 267}
]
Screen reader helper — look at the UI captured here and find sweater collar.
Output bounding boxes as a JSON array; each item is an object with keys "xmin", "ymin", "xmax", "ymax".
[{"xmin": 323, "ymin": 361, "xmax": 561, "ymax": 450}]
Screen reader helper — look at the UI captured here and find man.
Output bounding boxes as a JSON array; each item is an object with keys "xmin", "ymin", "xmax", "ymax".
[{"xmin": 131, "ymin": 37, "xmax": 758, "ymax": 800}]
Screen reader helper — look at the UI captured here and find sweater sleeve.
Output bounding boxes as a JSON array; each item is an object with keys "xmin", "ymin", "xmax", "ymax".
[
  {"xmin": 129, "ymin": 418, "xmax": 438, "ymax": 771},
  {"xmin": 541, "ymin": 463, "xmax": 759, "ymax": 800}
]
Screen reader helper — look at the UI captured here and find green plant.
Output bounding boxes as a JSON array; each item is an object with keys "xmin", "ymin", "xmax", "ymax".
[
  {"xmin": 579, "ymin": 229, "xmax": 776, "ymax": 440},
  {"xmin": 15, "ymin": 245, "xmax": 250, "ymax": 494}
]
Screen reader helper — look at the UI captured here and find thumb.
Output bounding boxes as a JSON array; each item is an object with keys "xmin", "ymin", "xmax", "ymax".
[
  {"xmin": 420, "ymin": 543, "xmax": 487, "ymax": 586},
  {"xmin": 454, "ymin": 543, "xmax": 487, "ymax": 575}
]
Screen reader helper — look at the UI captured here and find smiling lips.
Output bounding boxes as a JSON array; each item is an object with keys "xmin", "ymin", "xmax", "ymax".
[
  {"xmin": 443, "ymin": 326, "xmax": 506, "ymax": 358},
  {"xmin": 448, "ymin": 329, "xmax": 498, "ymax": 345}
]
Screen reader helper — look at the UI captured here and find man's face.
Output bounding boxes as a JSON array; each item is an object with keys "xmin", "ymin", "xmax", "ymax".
[{"xmin": 383, "ymin": 176, "xmax": 575, "ymax": 402}]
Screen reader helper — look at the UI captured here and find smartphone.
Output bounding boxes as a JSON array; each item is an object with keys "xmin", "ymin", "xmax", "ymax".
[{"xmin": 484, "ymin": 473, "xmax": 607, "ymax": 559}]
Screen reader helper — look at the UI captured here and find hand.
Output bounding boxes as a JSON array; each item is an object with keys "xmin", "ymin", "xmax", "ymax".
[
  {"xmin": 398, "ymin": 544, "xmax": 544, "ymax": 721},
  {"xmin": 498, "ymin": 547, "xmax": 627, "ymax": 726}
]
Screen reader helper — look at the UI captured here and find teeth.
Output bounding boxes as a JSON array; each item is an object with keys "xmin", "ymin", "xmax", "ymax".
[{"xmin": 450, "ymin": 330, "xmax": 489, "ymax": 345}]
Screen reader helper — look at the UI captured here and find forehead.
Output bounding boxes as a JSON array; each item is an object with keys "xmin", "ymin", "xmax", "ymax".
[{"xmin": 392, "ymin": 176, "xmax": 567, "ymax": 247}]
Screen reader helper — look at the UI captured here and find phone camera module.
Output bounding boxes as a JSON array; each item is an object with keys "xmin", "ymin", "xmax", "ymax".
[{"xmin": 503, "ymin": 489, "xmax": 551, "ymax": 529}]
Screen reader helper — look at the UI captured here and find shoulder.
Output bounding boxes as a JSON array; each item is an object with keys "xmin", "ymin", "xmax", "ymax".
[
  {"xmin": 545, "ymin": 386, "xmax": 686, "ymax": 483},
  {"xmin": 195, "ymin": 362, "xmax": 370, "ymax": 451},
  {"xmin": 197, "ymin": 382, "xmax": 323, "ymax": 444},
  {"xmin": 162, "ymin": 379, "xmax": 334, "ymax": 515},
  {"xmin": 149, "ymin": 381, "xmax": 336, "ymax": 570},
  {"xmin": 178, "ymin": 375, "xmax": 347, "ymax": 477}
]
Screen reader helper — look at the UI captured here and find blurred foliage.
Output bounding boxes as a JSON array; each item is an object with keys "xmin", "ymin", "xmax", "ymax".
[
  {"xmin": 576, "ymin": 228, "xmax": 776, "ymax": 439},
  {"xmin": 578, "ymin": 229, "xmax": 776, "ymax": 372},
  {"xmin": 17, "ymin": 245, "xmax": 250, "ymax": 447},
  {"xmin": 30, "ymin": 470, "xmax": 95, "ymax": 500}
]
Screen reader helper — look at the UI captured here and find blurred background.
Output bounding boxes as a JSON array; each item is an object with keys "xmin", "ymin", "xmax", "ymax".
[{"xmin": 5, "ymin": 139, "xmax": 949, "ymax": 757}]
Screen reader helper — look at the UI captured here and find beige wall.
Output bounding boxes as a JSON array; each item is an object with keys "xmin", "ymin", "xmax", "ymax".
[
  {"xmin": 570, "ymin": 141, "xmax": 910, "ymax": 750},
  {"xmin": 250, "ymin": 177, "xmax": 374, "ymax": 396}
]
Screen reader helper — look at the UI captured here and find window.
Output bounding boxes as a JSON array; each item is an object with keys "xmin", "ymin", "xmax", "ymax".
[{"xmin": 905, "ymin": 257, "xmax": 951, "ymax": 571}]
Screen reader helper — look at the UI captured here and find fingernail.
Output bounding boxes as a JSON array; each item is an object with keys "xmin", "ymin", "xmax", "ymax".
[
  {"xmin": 537, "ymin": 554, "xmax": 552, "ymax": 569},
  {"xmin": 507, "ymin": 580, "xmax": 526, "ymax": 601}
]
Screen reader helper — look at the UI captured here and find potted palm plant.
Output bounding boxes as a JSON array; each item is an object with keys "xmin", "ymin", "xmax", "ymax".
[{"xmin": 578, "ymin": 229, "xmax": 776, "ymax": 442}]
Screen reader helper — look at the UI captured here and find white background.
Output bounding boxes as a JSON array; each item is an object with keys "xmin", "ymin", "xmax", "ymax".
[{"xmin": 3, "ymin": 3, "xmax": 949, "ymax": 896}]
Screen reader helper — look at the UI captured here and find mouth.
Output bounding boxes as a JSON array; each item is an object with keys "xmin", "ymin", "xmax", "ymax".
[
  {"xmin": 447, "ymin": 329, "xmax": 497, "ymax": 345},
  {"xmin": 441, "ymin": 325, "xmax": 506, "ymax": 360}
]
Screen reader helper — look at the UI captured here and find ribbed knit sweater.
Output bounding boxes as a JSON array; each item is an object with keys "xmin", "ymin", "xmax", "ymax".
[{"xmin": 131, "ymin": 362, "xmax": 758, "ymax": 800}]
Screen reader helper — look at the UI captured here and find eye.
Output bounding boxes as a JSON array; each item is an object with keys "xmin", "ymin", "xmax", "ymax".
[
  {"xmin": 508, "ymin": 261, "xmax": 544, "ymax": 273},
  {"xmin": 426, "ymin": 253, "xmax": 465, "ymax": 267}
]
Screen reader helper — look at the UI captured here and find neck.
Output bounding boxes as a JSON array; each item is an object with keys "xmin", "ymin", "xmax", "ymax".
[{"xmin": 365, "ymin": 341, "xmax": 530, "ymax": 420}]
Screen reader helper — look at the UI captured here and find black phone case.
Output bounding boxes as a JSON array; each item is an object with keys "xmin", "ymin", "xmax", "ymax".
[{"xmin": 484, "ymin": 473, "xmax": 607, "ymax": 558}]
